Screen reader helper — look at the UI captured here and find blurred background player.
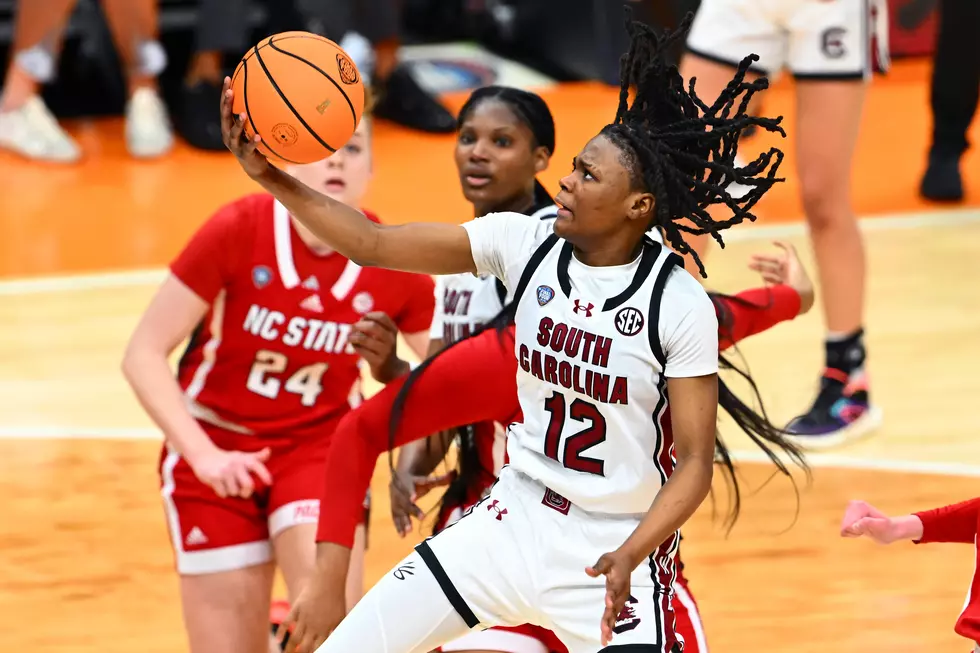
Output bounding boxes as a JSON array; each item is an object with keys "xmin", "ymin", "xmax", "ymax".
[
  {"xmin": 0, "ymin": 0, "xmax": 171, "ymax": 161},
  {"xmin": 919, "ymin": 0, "xmax": 980, "ymax": 201},
  {"xmin": 678, "ymin": 0, "xmax": 889, "ymax": 448},
  {"xmin": 179, "ymin": 0, "xmax": 454, "ymax": 151},
  {"xmin": 121, "ymin": 113, "xmax": 435, "ymax": 653}
]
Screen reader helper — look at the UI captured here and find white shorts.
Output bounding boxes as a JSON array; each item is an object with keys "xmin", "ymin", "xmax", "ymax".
[
  {"xmin": 686, "ymin": 0, "xmax": 890, "ymax": 80},
  {"xmin": 419, "ymin": 467, "xmax": 681, "ymax": 653}
]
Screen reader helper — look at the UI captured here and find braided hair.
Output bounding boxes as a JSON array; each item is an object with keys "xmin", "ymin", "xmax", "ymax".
[
  {"xmin": 457, "ymin": 86, "xmax": 557, "ymax": 208},
  {"xmin": 600, "ymin": 11, "xmax": 785, "ymax": 277}
]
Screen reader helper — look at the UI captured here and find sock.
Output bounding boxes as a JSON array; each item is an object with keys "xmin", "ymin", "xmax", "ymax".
[{"xmin": 824, "ymin": 328, "xmax": 866, "ymax": 379}]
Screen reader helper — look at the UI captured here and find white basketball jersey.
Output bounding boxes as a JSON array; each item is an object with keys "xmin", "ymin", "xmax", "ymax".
[
  {"xmin": 431, "ymin": 205, "xmax": 557, "ymax": 345},
  {"xmin": 461, "ymin": 213, "xmax": 719, "ymax": 516}
]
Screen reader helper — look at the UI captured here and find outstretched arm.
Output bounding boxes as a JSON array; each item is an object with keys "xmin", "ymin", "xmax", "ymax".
[{"xmin": 220, "ymin": 79, "xmax": 476, "ymax": 275}]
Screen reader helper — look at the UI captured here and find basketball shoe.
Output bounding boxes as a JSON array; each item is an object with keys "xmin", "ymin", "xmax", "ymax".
[{"xmin": 786, "ymin": 368, "xmax": 883, "ymax": 450}]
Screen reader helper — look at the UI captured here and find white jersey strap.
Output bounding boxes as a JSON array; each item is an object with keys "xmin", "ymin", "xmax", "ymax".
[
  {"xmin": 511, "ymin": 233, "xmax": 561, "ymax": 308},
  {"xmin": 647, "ymin": 247, "xmax": 685, "ymax": 368}
]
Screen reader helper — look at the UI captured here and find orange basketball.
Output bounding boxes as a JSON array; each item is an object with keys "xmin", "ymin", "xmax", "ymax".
[{"xmin": 231, "ymin": 31, "xmax": 364, "ymax": 165}]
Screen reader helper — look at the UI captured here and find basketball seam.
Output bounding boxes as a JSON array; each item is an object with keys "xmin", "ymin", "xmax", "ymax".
[
  {"xmin": 267, "ymin": 38, "xmax": 358, "ymax": 127},
  {"xmin": 254, "ymin": 35, "xmax": 337, "ymax": 154},
  {"xmin": 238, "ymin": 34, "xmax": 332, "ymax": 68},
  {"xmin": 233, "ymin": 35, "xmax": 323, "ymax": 90},
  {"xmin": 241, "ymin": 54, "xmax": 302, "ymax": 165}
]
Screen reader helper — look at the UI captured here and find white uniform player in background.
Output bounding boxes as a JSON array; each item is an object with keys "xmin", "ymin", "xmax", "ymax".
[
  {"xmin": 679, "ymin": 0, "xmax": 888, "ymax": 448},
  {"xmin": 431, "ymin": 204, "xmax": 558, "ymax": 346},
  {"xmin": 221, "ymin": 12, "xmax": 792, "ymax": 653}
]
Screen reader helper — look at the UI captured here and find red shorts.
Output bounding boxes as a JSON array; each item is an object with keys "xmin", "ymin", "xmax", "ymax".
[
  {"xmin": 159, "ymin": 421, "xmax": 366, "ymax": 576},
  {"xmin": 673, "ymin": 567, "xmax": 707, "ymax": 653}
]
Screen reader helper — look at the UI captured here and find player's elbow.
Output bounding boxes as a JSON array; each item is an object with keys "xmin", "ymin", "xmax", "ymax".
[
  {"xmin": 676, "ymin": 451, "xmax": 714, "ymax": 499},
  {"xmin": 120, "ymin": 336, "xmax": 158, "ymax": 387}
]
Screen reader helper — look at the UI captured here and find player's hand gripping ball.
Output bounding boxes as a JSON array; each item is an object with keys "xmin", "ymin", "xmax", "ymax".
[{"xmin": 230, "ymin": 31, "xmax": 365, "ymax": 165}]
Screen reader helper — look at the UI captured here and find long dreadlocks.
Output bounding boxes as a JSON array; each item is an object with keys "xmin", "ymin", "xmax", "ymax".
[{"xmin": 601, "ymin": 11, "xmax": 785, "ymax": 277}]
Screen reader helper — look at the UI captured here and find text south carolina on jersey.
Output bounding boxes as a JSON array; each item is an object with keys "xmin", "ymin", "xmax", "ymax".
[{"xmin": 519, "ymin": 316, "xmax": 629, "ymax": 405}]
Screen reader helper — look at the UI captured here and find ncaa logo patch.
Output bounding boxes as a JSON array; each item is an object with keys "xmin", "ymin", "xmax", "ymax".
[
  {"xmin": 252, "ymin": 265, "xmax": 273, "ymax": 289},
  {"xmin": 615, "ymin": 306, "xmax": 644, "ymax": 336},
  {"xmin": 536, "ymin": 285, "xmax": 555, "ymax": 306}
]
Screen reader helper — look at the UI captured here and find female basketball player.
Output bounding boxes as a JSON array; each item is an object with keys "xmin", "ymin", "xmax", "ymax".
[
  {"xmin": 389, "ymin": 242, "xmax": 813, "ymax": 653},
  {"xmin": 840, "ymin": 497, "xmax": 980, "ymax": 646},
  {"xmin": 122, "ymin": 113, "xmax": 434, "ymax": 653},
  {"xmin": 677, "ymin": 0, "xmax": 889, "ymax": 448},
  {"xmin": 222, "ymin": 13, "xmax": 787, "ymax": 653}
]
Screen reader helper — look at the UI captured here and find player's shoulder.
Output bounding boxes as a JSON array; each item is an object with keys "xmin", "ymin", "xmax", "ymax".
[
  {"xmin": 483, "ymin": 210, "xmax": 556, "ymax": 244},
  {"xmin": 660, "ymin": 262, "xmax": 714, "ymax": 314},
  {"xmin": 209, "ymin": 193, "xmax": 275, "ymax": 229}
]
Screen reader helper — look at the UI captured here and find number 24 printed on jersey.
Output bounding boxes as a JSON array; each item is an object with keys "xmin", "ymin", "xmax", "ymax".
[{"xmin": 246, "ymin": 350, "xmax": 328, "ymax": 406}]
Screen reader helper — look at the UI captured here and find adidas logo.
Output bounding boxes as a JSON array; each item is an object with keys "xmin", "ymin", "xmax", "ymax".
[
  {"xmin": 302, "ymin": 275, "xmax": 320, "ymax": 291},
  {"xmin": 300, "ymin": 294, "xmax": 324, "ymax": 313},
  {"xmin": 185, "ymin": 526, "xmax": 208, "ymax": 546}
]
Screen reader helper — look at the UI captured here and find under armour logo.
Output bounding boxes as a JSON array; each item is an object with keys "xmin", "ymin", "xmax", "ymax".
[
  {"xmin": 393, "ymin": 561, "xmax": 415, "ymax": 580},
  {"xmin": 573, "ymin": 299, "xmax": 594, "ymax": 317},
  {"xmin": 487, "ymin": 500, "xmax": 507, "ymax": 521}
]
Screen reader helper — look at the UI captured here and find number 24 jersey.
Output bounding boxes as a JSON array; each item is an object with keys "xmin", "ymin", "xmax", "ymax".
[{"xmin": 171, "ymin": 194, "xmax": 435, "ymax": 444}]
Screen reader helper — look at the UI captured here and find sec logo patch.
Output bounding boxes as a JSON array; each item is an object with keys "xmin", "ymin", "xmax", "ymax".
[{"xmin": 615, "ymin": 306, "xmax": 644, "ymax": 336}]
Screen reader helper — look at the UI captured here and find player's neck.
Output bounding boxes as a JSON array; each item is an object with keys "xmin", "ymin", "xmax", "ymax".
[
  {"xmin": 290, "ymin": 215, "xmax": 335, "ymax": 257},
  {"xmin": 473, "ymin": 192, "xmax": 536, "ymax": 219},
  {"xmin": 572, "ymin": 236, "xmax": 645, "ymax": 268}
]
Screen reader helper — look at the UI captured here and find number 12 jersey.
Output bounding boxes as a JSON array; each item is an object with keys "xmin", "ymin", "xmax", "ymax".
[{"xmin": 461, "ymin": 212, "xmax": 719, "ymax": 515}]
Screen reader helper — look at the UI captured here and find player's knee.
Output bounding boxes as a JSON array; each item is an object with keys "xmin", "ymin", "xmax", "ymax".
[{"xmin": 799, "ymin": 179, "xmax": 849, "ymax": 231}]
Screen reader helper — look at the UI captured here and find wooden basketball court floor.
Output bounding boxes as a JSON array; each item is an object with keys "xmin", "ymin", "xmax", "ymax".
[{"xmin": 2, "ymin": 59, "xmax": 980, "ymax": 652}]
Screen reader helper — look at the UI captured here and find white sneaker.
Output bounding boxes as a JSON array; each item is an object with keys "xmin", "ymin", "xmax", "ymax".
[
  {"xmin": 125, "ymin": 87, "xmax": 173, "ymax": 158},
  {"xmin": 0, "ymin": 95, "xmax": 81, "ymax": 163}
]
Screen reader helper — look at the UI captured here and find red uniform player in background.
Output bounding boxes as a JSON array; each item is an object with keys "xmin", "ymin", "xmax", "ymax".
[
  {"xmin": 841, "ymin": 498, "xmax": 980, "ymax": 649},
  {"xmin": 122, "ymin": 114, "xmax": 434, "ymax": 653}
]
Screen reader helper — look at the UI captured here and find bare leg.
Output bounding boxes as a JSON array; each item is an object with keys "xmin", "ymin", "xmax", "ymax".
[
  {"xmin": 101, "ymin": 0, "xmax": 173, "ymax": 157},
  {"xmin": 785, "ymin": 79, "xmax": 881, "ymax": 446},
  {"xmin": 179, "ymin": 563, "xmax": 277, "ymax": 653},
  {"xmin": 0, "ymin": 0, "xmax": 81, "ymax": 161},
  {"xmin": 0, "ymin": 0, "xmax": 75, "ymax": 110}
]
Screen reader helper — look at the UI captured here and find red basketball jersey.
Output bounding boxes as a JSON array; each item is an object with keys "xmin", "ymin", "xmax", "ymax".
[{"xmin": 170, "ymin": 194, "xmax": 435, "ymax": 446}]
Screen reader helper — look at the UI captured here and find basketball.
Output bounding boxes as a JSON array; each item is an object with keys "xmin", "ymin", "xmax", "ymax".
[{"xmin": 231, "ymin": 31, "xmax": 365, "ymax": 165}]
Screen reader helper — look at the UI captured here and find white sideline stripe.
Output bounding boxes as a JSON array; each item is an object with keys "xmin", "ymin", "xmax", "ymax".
[
  {"xmin": 0, "ymin": 426, "xmax": 162, "ymax": 440},
  {"xmin": 0, "ymin": 208, "xmax": 978, "ymax": 296},
  {"xmin": 1, "ymin": 423, "xmax": 978, "ymax": 479},
  {"xmin": 0, "ymin": 268, "xmax": 166, "ymax": 295}
]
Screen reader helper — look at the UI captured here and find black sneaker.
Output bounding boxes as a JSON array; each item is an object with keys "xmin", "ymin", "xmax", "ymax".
[
  {"xmin": 373, "ymin": 65, "xmax": 456, "ymax": 134},
  {"xmin": 178, "ymin": 80, "xmax": 226, "ymax": 152},
  {"xmin": 786, "ymin": 370, "xmax": 882, "ymax": 450},
  {"xmin": 920, "ymin": 151, "xmax": 964, "ymax": 202}
]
